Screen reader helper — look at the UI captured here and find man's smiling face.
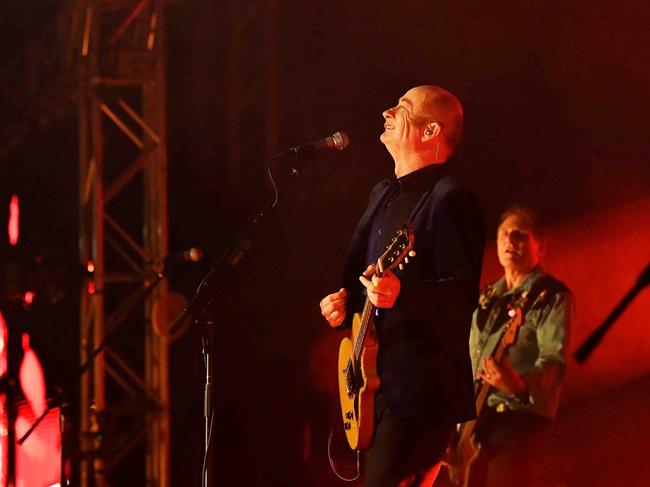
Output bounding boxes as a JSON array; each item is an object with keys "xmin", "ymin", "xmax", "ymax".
[{"xmin": 380, "ymin": 86, "xmax": 430, "ymax": 153}]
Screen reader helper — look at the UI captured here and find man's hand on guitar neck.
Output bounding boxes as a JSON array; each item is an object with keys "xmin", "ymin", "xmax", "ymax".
[
  {"xmin": 320, "ymin": 288, "xmax": 348, "ymax": 328},
  {"xmin": 320, "ymin": 264, "xmax": 401, "ymax": 328},
  {"xmin": 478, "ymin": 357, "xmax": 528, "ymax": 397},
  {"xmin": 359, "ymin": 264, "xmax": 401, "ymax": 309}
]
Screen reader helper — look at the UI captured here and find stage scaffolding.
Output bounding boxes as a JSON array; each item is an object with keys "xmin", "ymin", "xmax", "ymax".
[
  {"xmin": 0, "ymin": 0, "xmax": 170, "ymax": 484},
  {"xmin": 77, "ymin": 1, "xmax": 169, "ymax": 485},
  {"xmin": 0, "ymin": 0, "xmax": 280, "ymax": 483}
]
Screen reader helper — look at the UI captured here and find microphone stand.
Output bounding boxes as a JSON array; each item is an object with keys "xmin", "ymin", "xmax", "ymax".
[
  {"xmin": 575, "ymin": 262, "xmax": 650, "ymax": 363},
  {"xmin": 17, "ymin": 270, "xmax": 166, "ymax": 484},
  {"xmin": 168, "ymin": 151, "xmax": 308, "ymax": 487}
]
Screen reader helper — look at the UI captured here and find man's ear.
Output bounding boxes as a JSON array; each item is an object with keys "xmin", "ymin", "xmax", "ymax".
[{"xmin": 422, "ymin": 122, "xmax": 441, "ymax": 142}]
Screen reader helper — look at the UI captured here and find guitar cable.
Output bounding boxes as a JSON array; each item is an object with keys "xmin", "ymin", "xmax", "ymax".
[
  {"xmin": 266, "ymin": 164, "xmax": 279, "ymax": 209},
  {"xmin": 327, "ymin": 427, "xmax": 360, "ymax": 482}
]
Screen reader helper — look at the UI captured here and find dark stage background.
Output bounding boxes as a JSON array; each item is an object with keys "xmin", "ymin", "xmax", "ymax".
[{"xmin": 1, "ymin": 1, "xmax": 650, "ymax": 486}]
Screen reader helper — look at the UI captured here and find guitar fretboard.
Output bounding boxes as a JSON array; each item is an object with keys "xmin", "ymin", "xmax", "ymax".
[{"xmin": 353, "ymin": 297, "xmax": 375, "ymax": 364}]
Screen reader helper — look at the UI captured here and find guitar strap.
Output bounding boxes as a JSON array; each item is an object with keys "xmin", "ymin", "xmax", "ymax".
[{"xmin": 478, "ymin": 274, "xmax": 562, "ymax": 361}]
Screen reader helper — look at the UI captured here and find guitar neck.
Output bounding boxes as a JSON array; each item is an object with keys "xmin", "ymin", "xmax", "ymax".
[
  {"xmin": 458, "ymin": 308, "xmax": 524, "ymax": 460},
  {"xmin": 352, "ymin": 297, "xmax": 376, "ymax": 363},
  {"xmin": 349, "ymin": 223, "xmax": 413, "ymax": 365},
  {"xmin": 474, "ymin": 339, "xmax": 509, "ymax": 416},
  {"xmin": 460, "ymin": 341, "xmax": 508, "ymax": 441}
]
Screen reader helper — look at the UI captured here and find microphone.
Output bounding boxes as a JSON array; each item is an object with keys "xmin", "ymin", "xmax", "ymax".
[
  {"xmin": 165, "ymin": 247, "xmax": 204, "ymax": 263},
  {"xmin": 274, "ymin": 131, "xmax": 350, "ymax": 158}
]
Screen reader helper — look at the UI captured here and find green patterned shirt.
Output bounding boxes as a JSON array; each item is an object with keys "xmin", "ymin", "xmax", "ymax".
[{"xmin": 469, "ymin": 268, "xmax": 573, "ymax": 418}]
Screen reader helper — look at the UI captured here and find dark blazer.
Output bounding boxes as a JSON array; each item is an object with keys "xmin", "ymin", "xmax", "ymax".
[{"xmin": 341, "ymin": 168, "xmax": 485, "ymax": 423}]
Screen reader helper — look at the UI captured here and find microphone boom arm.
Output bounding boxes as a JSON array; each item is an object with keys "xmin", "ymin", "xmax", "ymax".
[{"xmin": 575, "ymin": 262, "xmax": 650, "ymax": 363}]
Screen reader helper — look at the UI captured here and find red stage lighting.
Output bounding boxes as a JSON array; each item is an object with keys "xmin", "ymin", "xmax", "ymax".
[
  {"xmin": 13, "ymin": 334, "xmax": 61, "ymax": 486},
  {"xmin": 22, "ymin": 292, "xmax": 35, "ymax": 306},
  {"xmin": 8, "ymin": 195, "xmax": 19, "ymax": 246}
]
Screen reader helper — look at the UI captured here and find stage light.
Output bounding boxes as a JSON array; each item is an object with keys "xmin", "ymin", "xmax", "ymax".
[
  {"xmin": 22, "ymin": 292, "xmax": 35, "ymax": 306},
  {"xmin": 8, "ymin": 195, "xmax": 19, "ymax": 246}
]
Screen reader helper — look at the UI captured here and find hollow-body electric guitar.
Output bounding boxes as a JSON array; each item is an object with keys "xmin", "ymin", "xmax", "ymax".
[
  {"xmin": 337, "ymin": 223, "xmax": 414, "ymax": 451},
  {"xmin": 443, "ymin": 297, "xmax": 526, "ymax": 487}
]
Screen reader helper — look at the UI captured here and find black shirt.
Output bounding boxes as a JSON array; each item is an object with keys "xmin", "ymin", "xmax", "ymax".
[{"xmin": 366, "ymin": 163, "xmax": 447, "ymax": 265}]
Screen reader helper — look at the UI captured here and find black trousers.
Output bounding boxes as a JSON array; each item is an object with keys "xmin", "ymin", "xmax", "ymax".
[
  {"xmin": 366, "ymin": 393, "xmax": 455, "ymax": 487},
  {"xmin": 468, "ymin": 407, "xmax": 548, "ymax": 487}
]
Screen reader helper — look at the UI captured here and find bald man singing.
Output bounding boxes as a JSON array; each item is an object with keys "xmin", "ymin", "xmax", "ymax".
[{"xmin": 320, "ymin": 85, "xmax": 485, "ymax": 486}]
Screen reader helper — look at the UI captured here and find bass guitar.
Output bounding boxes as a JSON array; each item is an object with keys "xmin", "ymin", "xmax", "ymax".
[
  {"xmin": 444, "ymin": 297, "xmax": 525, "ymax": 486},
  {"xmin": 337, "ymin": 223, "xmax": 414, "ymax": 451}
]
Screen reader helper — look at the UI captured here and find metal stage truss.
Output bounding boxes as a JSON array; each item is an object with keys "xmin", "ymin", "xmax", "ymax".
[
  {"xmin": 77, "ymin": 1, "xmax": 169, "ymax": 485},
  {"xmin": 0, "ymin": 0, "xmax": 169, "ymax": 485},
  {"xmin": 1, "ymin": 0, "xmax": 280, "ymax": 484}
]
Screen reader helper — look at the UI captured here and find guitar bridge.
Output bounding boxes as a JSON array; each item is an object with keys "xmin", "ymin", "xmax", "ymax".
[{"xmin": 343, "ymin": 361, "xmax": 357, "ymax": 395}]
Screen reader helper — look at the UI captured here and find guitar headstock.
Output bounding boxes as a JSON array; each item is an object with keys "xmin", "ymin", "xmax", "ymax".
[
  {"xmin": 502, "ymin": 306, "xmax": 524, "ymax": 347},
  {"xmin": 376, "ymin": 222, "xmax": 415, "ymax": 276}
]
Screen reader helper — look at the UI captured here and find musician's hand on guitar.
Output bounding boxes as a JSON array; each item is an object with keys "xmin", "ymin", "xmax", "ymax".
[
  {"xmin": 319, "ymin": 288, "xmax": 348, "ymax": 327},
  {"xmin": 359, "ymin": 264, "xmax": 401, "ymax": 309},
  {"xmin": 478, "ymin": 357, "xmax": 527, "ymax": 396}
]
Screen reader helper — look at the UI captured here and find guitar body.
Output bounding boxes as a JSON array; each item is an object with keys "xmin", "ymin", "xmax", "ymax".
[
  {"xmin": 445, "ymin": 420, "xmax": 481, "ymax": 487},
  {"xmin": 337, "ymin": 311, "xmax": 380, "ymax": 451}
]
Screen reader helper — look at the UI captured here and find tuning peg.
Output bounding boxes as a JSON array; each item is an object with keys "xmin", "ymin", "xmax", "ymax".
[
  {"xmin": 408, "ymin": 250, "xmax": 416, "ymax": 257},
  {"xmin": 404, "ymin": 257, "xmax": 409, "ymax": 264},
  {"xmin": 399, "ymin": 264, "xmax": 404, "ymax": 270}
]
